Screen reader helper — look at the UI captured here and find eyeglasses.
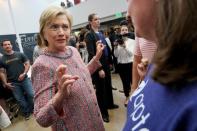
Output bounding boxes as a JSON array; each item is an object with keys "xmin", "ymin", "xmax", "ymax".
[{"xmin": 48, "ymin": 24, "xmax": 69, "ymax": 32}]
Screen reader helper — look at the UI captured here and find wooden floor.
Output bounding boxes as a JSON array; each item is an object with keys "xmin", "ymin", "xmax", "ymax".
[{"xmin": 2, "ymin": 74, "xmax": 127, "ymax": 131}]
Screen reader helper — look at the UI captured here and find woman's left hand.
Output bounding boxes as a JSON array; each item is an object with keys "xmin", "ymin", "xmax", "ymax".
[
  {"xmin": 95, "ymin": 41, "xmax": 105, "ymax": 61},
  {"xmin": 137, "ymin": 58, "xmax": 149, "ymax": 79}
]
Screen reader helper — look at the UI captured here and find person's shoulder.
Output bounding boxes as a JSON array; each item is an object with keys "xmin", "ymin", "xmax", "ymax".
[
  {"xmin": 1, "ymin": 53, "xmax": 8, "ymax": 59},
  {"xmin": 85, "ymin": 30, "xmax": 95, "ymax": 37},
  {"xmin": 31, "ymin": 58, "xmax": 54, "ymax": 78},
  {"xmin": 85, "ymin": 31, "xmax": 91, "ymax": 36},
  {"xmin": 0, "ymin": 54, "xmax": 5, "ymax": 60},
  {"xmin": 0, "ymin": 58, "xmax": 4, "ymax": 66},
  {"xmin": 14, "ymin": 51, "xmax": 21, "ymax": 54},
  {"xmin": 14, "ymin": 51, "xmax": 24, "ymax": 56}
]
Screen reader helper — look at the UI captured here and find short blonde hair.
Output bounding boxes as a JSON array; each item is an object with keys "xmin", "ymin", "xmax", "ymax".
[{"xmin": 39, "ymin": 6, "xmax": 73, "ymax": 46}]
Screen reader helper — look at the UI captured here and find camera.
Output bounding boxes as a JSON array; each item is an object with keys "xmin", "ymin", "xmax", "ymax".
[
  {"xmin": 78, "ymin": 43, "xmax": 85, "ymax": 48},
  {"xmin": 115, "ymin": 33, "xmax": 128, "ymax": 45}
]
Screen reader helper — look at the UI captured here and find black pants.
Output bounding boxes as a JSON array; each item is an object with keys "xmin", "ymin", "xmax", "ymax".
[
  {"xmin": 103, "ymin": 65, "xmax": 115, "ymax": 107},
  {"xmin": 118, "ymin": 62, "xmax": 132, "ymax": 97},
  {"xmin": 93, "ymin": 72, "xmax": 109, "ymax": 117}
]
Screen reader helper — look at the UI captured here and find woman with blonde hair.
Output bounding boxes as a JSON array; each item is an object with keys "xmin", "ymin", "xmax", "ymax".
[{"xmin": 31, "ymin": 6, "xmax": 105, "ymax": 131}]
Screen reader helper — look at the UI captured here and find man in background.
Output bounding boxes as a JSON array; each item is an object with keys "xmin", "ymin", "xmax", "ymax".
[{"xmin": 0, "ymin": 39, "xmax": 34, "ymax": 120}]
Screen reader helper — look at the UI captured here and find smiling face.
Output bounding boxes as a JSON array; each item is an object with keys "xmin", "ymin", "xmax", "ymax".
[{"xmin": 43, "ymin": 14, "xmax": 71, "ymax": 52}]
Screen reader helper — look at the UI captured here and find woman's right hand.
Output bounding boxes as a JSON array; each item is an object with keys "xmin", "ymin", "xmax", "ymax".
[
  {"xmin": 56, "ymin": 65, "xmax": 79, "ymax": 96},
  {"xmin": 95, "ymin": 41, "xmax": 105, "ymax": 61}
]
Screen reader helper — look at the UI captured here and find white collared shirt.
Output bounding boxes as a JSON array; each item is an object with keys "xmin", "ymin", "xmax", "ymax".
[{"xmin": 114, "ymin": 38, "xmax": 135, "ymax": 64}]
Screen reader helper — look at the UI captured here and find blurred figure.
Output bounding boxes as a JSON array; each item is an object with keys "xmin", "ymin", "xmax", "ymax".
[
  {"xmin": 127, "ymin": 0, "xmax": 157, "ymax": 94},
  {"xmin": 114, "ymin": 25, "xmax": 135, "ymax": 107},
  {"xmin": 76, "ymin": 28, "xmax": 89, "ymax": 64},
  {"xmin": 85, "ymin": 13, "xmax": 119, "ymax": 123},
  {"xmin": 68, "ymin": 34, "xmax": 78, "ymax": 47},
  {"xmin": 124, "ymin": 0, "xmax": 197, "ymax": 130},
  {"xmin": 33, "ymin": 34, "xmax": 46, "ymax": 63}
]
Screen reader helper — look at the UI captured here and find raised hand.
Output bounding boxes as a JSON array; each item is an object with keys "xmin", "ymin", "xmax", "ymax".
[
  {"xmin": 137, "ymin": 58, "xmax": 149, "ymax": 79},
  {"xmin": 95, "ymin": 41, "xmax": 105, "ymax": 61},
  {"xmin": 56, "ymin": 64, "xmax": 79, "ymax": 96}
]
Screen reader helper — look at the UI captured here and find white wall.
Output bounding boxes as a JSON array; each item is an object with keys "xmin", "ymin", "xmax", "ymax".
[
  {"xmin": 69, "ymin": 0, "xmax": 127, "ymax": 28},
  {"xmin": 0, "ymin": 0, "xmax": 127, "ymax": 35},
  {"xmin": 0, "ymin": 0, "xmax": 52, "ymax": 35},
  {"xmin": 0, "ymin": 0, "xmax": 15, "ymax": 35}
]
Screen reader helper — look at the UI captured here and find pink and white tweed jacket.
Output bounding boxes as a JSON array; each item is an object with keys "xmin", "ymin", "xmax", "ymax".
[{"xmin": 31, "ymin": 46, "xmax": 105, "ymax": 131}]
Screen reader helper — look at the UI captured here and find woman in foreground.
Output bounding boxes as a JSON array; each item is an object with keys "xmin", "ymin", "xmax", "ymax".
[
  {"xmin": 31, "ymin": 6, "xmax": 105, "ymax": 131},
  {"xmin": 124, "ymin": 0, "xmax": 197, "ymax": 130}
]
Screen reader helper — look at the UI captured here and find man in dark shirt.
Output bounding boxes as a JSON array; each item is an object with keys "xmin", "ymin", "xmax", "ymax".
[{"xmin": 0, "ymin": 39, "xmax": 34, "ymax": 120}]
